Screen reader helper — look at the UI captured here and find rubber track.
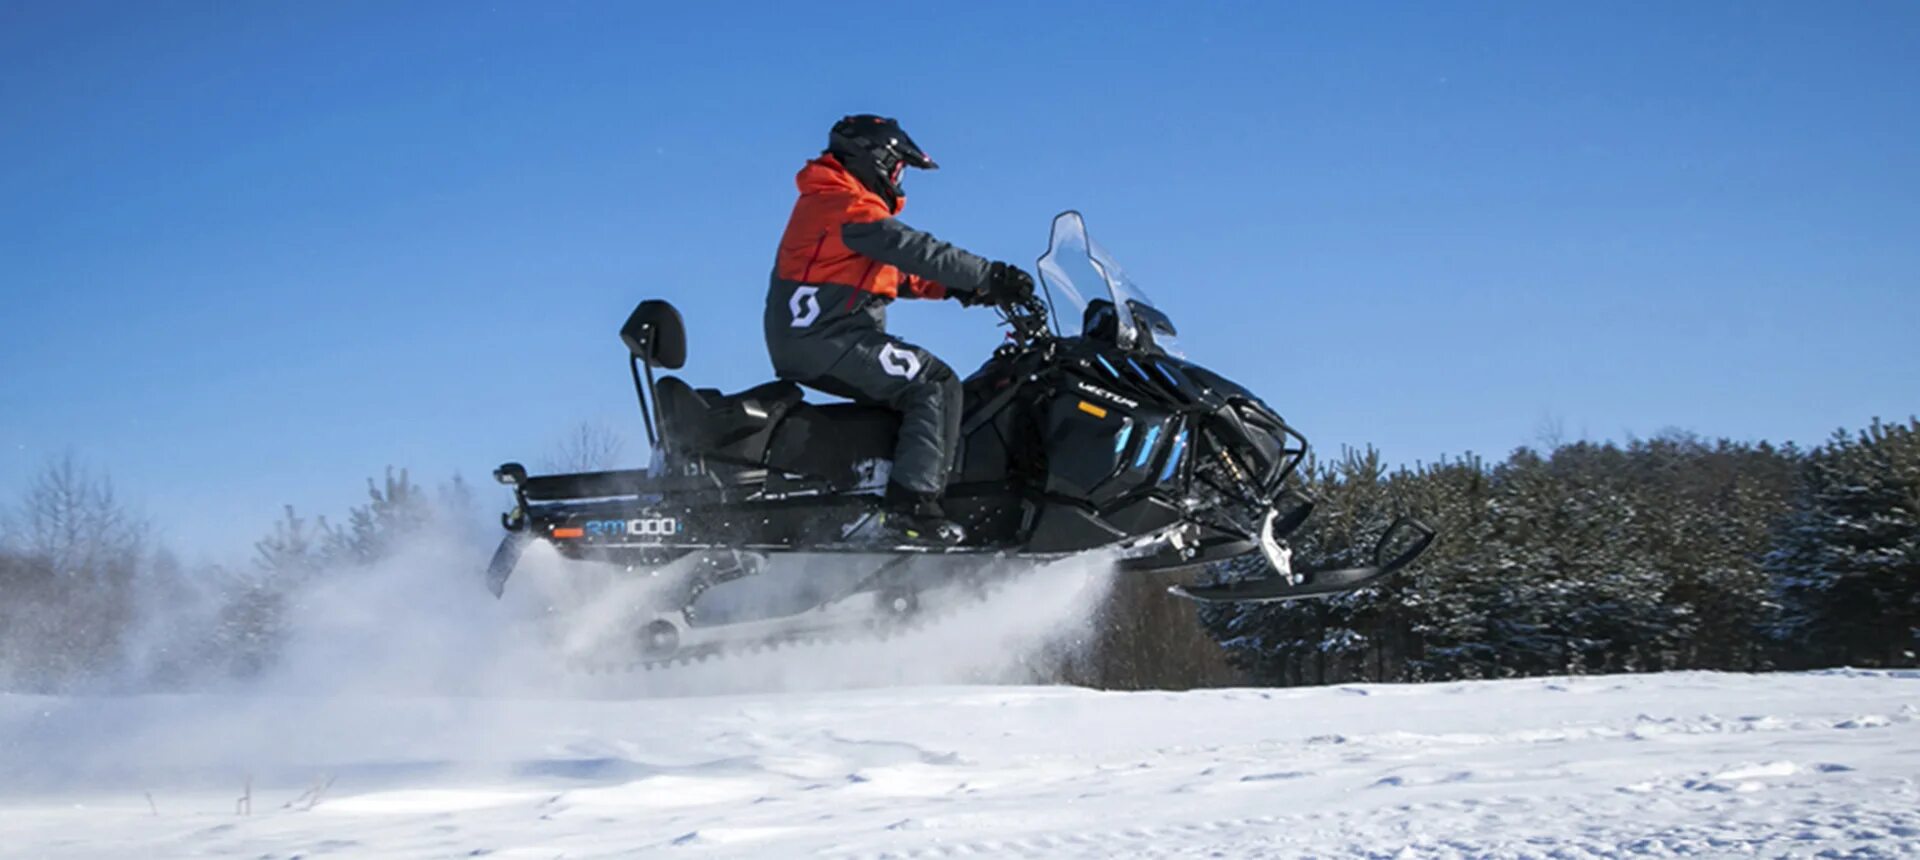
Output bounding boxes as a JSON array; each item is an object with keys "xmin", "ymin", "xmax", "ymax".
[{"xmin": 562, "ymin": 569, "xmax": 1021, "ymax": 675}]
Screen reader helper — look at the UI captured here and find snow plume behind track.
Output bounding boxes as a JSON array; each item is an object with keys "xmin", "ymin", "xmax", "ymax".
[
  {"xmin": 499, "ymin": 541, "xmax": 1123, "ymax": 697},
  {"xmin": 3, "ymin": 525, "xmax": 1120, "ymax": 789},
  {"xmin": 145, "ymin": 523, "xmax": 1123, "ymax": 701}
]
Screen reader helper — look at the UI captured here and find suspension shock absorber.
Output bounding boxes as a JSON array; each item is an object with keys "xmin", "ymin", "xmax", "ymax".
[{"xmin": 1203, "ymin": 428, "xmax": 1254, "ymax": 492}]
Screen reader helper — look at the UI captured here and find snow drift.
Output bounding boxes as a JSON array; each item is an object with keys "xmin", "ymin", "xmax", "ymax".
[{"xmin": 2, "ymin": 671, "xmax": 1916, "ymax": 857}]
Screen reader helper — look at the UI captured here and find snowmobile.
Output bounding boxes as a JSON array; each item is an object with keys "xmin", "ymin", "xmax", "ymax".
[{"xmin": 484, "ymin": 211, "xmax": 1432, "ymax": 662}]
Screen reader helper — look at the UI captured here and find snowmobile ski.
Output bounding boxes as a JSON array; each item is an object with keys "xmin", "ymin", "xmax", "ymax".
[{"xmin": 1169, "ymin": 517, "xmax": 1436, "ymax": 604}]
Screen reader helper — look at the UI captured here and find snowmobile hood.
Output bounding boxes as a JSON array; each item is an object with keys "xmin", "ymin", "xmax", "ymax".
[
  {"xmin": 1169, "ymin": 358, "xmax": 1267, "ymax": 411},
  {"xmin": 797, "ymin": 155, "xmax": 905, "ymax": 215}
]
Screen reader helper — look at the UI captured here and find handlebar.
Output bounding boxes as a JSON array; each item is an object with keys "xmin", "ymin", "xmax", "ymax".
[{"xmin": 993, "ymin": 294, "xmax": 1053, "ymax": 346}]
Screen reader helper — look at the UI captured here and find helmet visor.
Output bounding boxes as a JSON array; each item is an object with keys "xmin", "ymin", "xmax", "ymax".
[{"xmin": 888, "ymin": 123, "xmax": 937, "ymax": 170}]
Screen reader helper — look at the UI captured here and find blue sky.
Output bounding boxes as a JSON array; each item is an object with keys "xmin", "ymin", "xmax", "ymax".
[{"xmin": 3, "ymin": 2, "xmax": 1916, "ymax": 561}]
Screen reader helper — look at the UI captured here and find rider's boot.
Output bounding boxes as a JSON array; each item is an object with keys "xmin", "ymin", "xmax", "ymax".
[{"xmin": 881, "ymin": 483, "xmax": 967, "ymax": 546}]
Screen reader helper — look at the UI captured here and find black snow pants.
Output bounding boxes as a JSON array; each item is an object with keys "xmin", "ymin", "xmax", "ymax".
[
  {"xmin": 802, "ymin": 330, "xmax": 962, "ymax": 497},
  {"xmin": 764, "ymin": 281, "xmax": 962, "ymax": 497}
]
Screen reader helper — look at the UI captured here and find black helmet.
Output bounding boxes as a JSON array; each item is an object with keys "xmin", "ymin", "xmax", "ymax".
[{"xmin": 828, "ymin": 114, "xmax": 936, "ymax": 207}]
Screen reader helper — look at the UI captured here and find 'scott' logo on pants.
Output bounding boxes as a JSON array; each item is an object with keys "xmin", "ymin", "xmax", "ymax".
[
  {"xmin": 789, "ymin": 286, "xmax": 821, "ymax": 327},
  {"xmin": 879, "ymin": 343, "xmax": 922, "ymax": 379}
]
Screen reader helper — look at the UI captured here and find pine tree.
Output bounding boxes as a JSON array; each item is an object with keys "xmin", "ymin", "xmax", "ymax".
[
  {"xmin": 1769, "ymin": 419, "xmax": 1920, "ymax": 668},
  {"xmin": 320, "ymin": 467, "xmax": 433, "ymax": 565}
]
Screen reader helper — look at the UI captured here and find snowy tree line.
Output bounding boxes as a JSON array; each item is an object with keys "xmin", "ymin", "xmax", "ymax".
[
  {"xmin": 0, "ymin": 457, "xmax": 147, "ymax": 688},
  {"xmin": 0, "ymin": 461, "xmax": 472, "ymax": 691},
  {"xmin": 0, "ymin": 419, "xmax": 621, "ymax": 691},
  {"xmin": 1197, "ymin": 419, "xmax": 1920, "ymax": 687}
]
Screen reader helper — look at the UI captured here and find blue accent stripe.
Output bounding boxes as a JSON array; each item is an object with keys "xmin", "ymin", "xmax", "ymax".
[
  {"xmin": 1159, "ymin": 426, "xmax": 1187, "ymax": 481},
  {"xmin": 1113, "ymin": 421, "xmax": 1133, "ymax": 457},
  {"xmin": 1153, "ymin": 361, "xmax": 1184, "ymax": 390},
  {"xmin": 1095, "ymin": 354, "xmax": 1122, "ymax": 378},
  {"xmin": 1134, "ymin": 424, "xmax": 1162, "ymax": 468}
]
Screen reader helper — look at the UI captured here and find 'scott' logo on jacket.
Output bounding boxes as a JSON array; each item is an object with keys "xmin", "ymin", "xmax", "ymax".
[{"xmin": 789, "ymin": 286, "xmax": 821, "ymax": 327}]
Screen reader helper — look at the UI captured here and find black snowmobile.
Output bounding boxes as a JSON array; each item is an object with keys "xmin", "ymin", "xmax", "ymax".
[{"xmin": 485, "ymin": 211, "xmax": 1431, "ymax": 662}]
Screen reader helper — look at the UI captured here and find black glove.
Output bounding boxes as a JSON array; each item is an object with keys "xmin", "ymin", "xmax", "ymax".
[{"xmin": 964, "ymin": 261, "xmax": 1034, "ymax": 307}]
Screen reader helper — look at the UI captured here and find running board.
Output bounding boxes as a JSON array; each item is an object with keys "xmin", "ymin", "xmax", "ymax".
[{"xmin": 1169, "ymin": 516, "xmax": 1435, "ymax": 604}]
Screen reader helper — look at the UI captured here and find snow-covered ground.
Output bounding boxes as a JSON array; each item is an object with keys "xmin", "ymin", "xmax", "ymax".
[
  {"xmin": 3, "ymin": 670, "xmax": 1917, "ymax": 858},
  {"xmin": 2, "ymin": 543, "xmax": 1915, "ymax": 857}
]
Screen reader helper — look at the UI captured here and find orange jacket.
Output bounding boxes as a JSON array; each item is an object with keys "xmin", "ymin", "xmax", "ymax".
[{"xmin": 772, "ymin": 155, "xmax": 988, "ymax": 301}]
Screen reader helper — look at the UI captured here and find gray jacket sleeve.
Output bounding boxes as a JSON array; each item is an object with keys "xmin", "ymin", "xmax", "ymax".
[{"xmin": 841, "ymin": 218, "xmax": 993, "ymax": 295}]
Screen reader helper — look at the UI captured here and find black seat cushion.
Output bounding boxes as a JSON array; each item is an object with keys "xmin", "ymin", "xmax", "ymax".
[
  {"xmin": 709, "ymin": 380, "xmax": 804, "ymax": 415},
  {"xmin": 656, "ymin": 377, "xmax": 804, "ymax": 463},
  {"xmin": 704, "ymin": 380, "xmax": 804, "ymax": 446}
]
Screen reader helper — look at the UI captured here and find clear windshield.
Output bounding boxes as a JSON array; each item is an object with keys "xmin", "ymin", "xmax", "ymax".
[
  {"xmin": 1035, "ymin": 211, "xmax": 1181, "ymax": 355},
  {"xmin": 1035, "ymin": 211, "xmax": 1099, "ymax": 339}
]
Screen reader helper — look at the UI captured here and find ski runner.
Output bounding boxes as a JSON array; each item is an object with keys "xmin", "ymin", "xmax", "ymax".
[{"xmin": 763, "ymin": 114, "xmax": 1035, "ymax": 545}]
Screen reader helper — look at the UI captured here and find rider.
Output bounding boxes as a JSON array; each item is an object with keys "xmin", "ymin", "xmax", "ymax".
[{"xmin": 764, "ymin": 115, "xmax": 1035, "ymax": 545}]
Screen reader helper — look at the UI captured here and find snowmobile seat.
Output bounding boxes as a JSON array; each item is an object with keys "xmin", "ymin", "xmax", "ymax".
[
  {"xmin": 762, "ymin": 401, "xmax": 901, "ymax": 489},
  {"xmin": 656, "ymin": 377, "xmax": 804, "ymax": 464}
]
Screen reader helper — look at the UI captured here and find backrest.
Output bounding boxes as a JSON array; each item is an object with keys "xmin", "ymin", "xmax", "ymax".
[{"xmin": 620, "ymin": 300, "xmax": 687, "ymax": 370}]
